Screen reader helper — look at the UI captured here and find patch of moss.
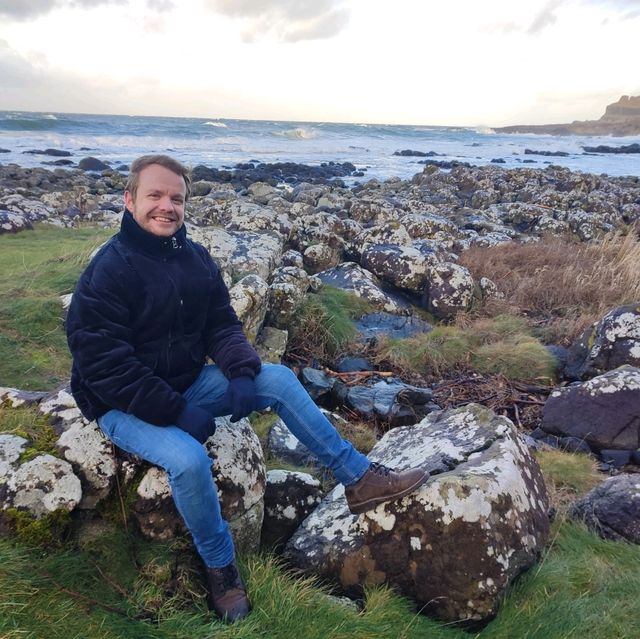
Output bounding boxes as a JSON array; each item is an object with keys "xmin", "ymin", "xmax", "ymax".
[
  {"xmin": 3, "ymin": 507, "xmax": 71, "ymax": 547},
  {"xmin": 96, "ymin": 468, "xmax": 144, "ymax": 529},
  {"xmin": 0, "ymin": 405, "xmax": 60, "ymax": 461}
]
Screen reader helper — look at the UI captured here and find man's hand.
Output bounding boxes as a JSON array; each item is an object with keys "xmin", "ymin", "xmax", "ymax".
[
  {"xmin": 226, "ymin": 376, "xmax": 257, "ymax": 422},
  {"xmin": 176, "ymin": 404, "xmax": 216, "ymax": 443}
]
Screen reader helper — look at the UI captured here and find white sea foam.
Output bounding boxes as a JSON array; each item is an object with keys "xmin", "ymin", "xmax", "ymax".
[
  {"xmin": 43, "ymin": 114, "xmax": 58, "ymax": 120},
  {"xmin": 276, "ymin": 127, "xmax": 317, "ymax": 140},
  {"xmin": 204, "ymin": 121, "xmax": 227, "ymax": 128}
]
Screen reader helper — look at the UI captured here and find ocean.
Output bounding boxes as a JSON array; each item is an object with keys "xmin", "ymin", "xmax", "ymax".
[{"xmin": 1, "ymin": 110, "xmax": 639, "ymax": 182}]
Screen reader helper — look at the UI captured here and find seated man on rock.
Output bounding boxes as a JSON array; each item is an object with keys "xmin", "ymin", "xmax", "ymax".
[{"xmin": 66, "ymin": 154, "xmax": 430, "ymax": 623}]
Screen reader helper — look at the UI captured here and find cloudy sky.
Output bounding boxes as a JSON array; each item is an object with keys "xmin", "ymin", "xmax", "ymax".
[{"xmin": 0, "ymin": 0, "xmax": 638, "ymax": 126}]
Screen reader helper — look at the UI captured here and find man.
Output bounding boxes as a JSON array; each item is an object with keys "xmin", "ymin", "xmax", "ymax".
[{"xmin": 66, "ymin": 154, "xmax": 430, "ymax": 623}]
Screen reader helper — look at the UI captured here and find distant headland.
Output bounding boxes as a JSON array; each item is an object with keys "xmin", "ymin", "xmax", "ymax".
[{"xmin": 494, "ymin": 95, "xmax": 640, "ymax": 136}]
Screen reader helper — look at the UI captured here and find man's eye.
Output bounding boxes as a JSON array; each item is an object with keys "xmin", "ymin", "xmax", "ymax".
[{"xmin": 172, "ymin": 198, "xmax": 184, "ymax": 204}]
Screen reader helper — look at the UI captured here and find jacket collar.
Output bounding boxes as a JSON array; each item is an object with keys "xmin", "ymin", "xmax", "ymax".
[{"xmin": 118, "ymin": 210, "xmax": 187, "ymax": 258}]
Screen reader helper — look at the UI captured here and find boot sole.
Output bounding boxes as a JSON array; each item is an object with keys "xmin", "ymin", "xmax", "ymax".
[{"xmin": 347, "ymin": 472, "xmax": 430, "ymax": 515}]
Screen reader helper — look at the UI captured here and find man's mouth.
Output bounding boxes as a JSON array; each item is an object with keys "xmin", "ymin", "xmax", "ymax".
[{"xmin": 152, "ymin": 216, "xmax": 175, "ymax": 223}]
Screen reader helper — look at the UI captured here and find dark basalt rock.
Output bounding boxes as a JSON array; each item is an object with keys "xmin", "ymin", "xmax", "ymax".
[
  {"xmin": 541, "ymin": 366, "xmax": 640, "ymax": 452},
  {"xmin": 0, "ymin": 148, "xmax": 10, "ymax": 153},
  {"xmin": 581, "ymin": 143, "xmax": 640, "ymax": 154},
  {"xmin": 78, "ymin": 157, "xmax": 110, "ymax": 172},
  {"xmin": 393, "ymin": 150, "xmax": 442, "ymax": 157},
  {"xmin": 571, "ymin": 474, "xmax": 640, "ymax": 543},
  {"xmin": 23, "ymin": 148, "xmax": 72, "ymax": 157},
  {"xmin": 524, "ymin": 149, "xmax": 570, "ymax": 157},
  {"xmin": 336, "ymin": 356, "xmax": 373, "ymax": 373}
]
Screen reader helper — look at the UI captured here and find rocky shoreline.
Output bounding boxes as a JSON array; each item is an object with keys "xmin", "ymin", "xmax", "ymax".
[{"xmin": 1, "ymin": 156, "xmax": 640, "ymax": 625}]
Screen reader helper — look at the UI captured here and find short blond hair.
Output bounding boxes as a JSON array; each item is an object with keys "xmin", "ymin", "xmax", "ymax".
[{"xmin": 125, "ymin": 155, "xmax": 192, "ymax": 201}]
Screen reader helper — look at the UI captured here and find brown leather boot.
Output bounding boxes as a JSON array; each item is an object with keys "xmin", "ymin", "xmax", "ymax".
[
  {"xmin": 206, "ymin": 559, "xmax": 251, "ymax": 622},
  {"xmin": 345, "ymin": 462, "xmax": 430, "ymax": 514}
]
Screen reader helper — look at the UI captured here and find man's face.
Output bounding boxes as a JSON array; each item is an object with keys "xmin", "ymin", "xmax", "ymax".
[{"xmin": 124, "ymin": 164, "xmax": 186, "ymax": 237}]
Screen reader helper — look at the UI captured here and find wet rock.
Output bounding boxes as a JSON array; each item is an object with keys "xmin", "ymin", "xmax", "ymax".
[
  {"xmin": 424, "ymin": 262, "xmax": 475, "ymax": 320},
  {"xmin": 571, "ymin": 474, "xmax": 640, "ymax": 542},
  {"xmin": 262, "ymin": 470, "xmax": 322, "ymax": 549},
  {"xmin": 284, "ymin": 403, "xmax": 550, "ymax": 625},
  {"xmin": 339, "ymin": 377, "xmax": 437, "ymax": 426},
  {"xmin": 316, "ymin": 262, "xmax": 411, "ymax": 315},
  {"xmin": 23, "ymin": 148, "xmax": 72, "ymax": 157},
  {"xmin": 300, "ymin": 368, "xmax": 336, "ymax": 401},
  {"xmin": 228, "ymin": 274, "xmax": 269, "ymax": 344},
  {"xmin": 354, "ymin": 312, "xmax": 432, "ymax": 343},
  {"xmin": 599, "ymin": 449, "xmax": 632, "ymax": 468},
  {"xmin": 565, "ymin": 303, "xmax": 640, "ymax": 380},
  {"xmin": 541, "ymin": 365, "xmax": 640, "ymax": 452},
  {"xmin": 336, "ymin": 357, "xmax": 374, "ymax": 373}
]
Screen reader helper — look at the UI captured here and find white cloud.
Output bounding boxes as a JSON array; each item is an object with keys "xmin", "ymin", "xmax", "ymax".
[
  {"xmin": 204, "ymin": 0, "xmax": 350, "ymax": 42},
  {"xmin": 0, "ymin": 0, "xmax": 126, "ymax": 20}
]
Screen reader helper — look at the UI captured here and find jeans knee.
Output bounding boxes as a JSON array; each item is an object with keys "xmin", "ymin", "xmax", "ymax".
[{"xmin": 169, "ymin": 446, "xmax": 212, "ymax": 482}]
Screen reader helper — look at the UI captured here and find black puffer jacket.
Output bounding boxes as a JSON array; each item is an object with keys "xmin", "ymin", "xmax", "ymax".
[{"xmin": 66, "ymin": 211, "xmax": 261, "ymax": 425}]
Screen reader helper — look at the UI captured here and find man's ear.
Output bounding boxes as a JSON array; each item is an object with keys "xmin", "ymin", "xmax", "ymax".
[{"xmin": 124, "ymin": 190, "xmax": 134, "ymax": 212}]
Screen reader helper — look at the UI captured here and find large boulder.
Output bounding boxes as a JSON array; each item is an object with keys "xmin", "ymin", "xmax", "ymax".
[
  {"xmin": 188, "ymin": 226, "xmax": 283, "ymax": 282},
  {"xmin": 570, "ymin": 474, "xmax": 640, "ymax": 543},
  {"xmin": 131, "ymin": 416, "xmax": 266, "ymax": 553},
  {"xmin": 360, "ymin": 244, "xmax": 434, "ymax": 292},
  {"xmin": 565, "ymin": 303, "xmax": 640, "ymax": 380},
  {"xmin": 40, "ymin": 388, "xmax": 116, "ymax": 509},
  {"xmin": 284, "ymin": 404, "xmax": 550, "ymax": 625},
  {"xmin": 541, "ymin": 365, "xmax": 640, "ymax": 452},
  {"xmin": 424, "ymin": 262, "xmax": 475, "ymax": 320},
  {"xmin": 316, "ymin": 262, "xmax": 411, "ymax": 315}
]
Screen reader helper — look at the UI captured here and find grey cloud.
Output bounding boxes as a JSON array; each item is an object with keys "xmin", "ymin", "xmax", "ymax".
[
  {"xmin": 205, "ymin": 0, "xmax": 350, "ymax": 41},
  {"xmin": 0, "ymin": 0, "xmax": 125, "ymax": 20},
  {"xmin": 147, "ymin": 0, "xmax": 174, "ymax": 11},
  {"xmin": 527, "ymin": 0, "xmax": 565, "ymax": 34}
]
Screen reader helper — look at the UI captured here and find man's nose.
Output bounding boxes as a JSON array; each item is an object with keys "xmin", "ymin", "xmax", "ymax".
[{"xmin": 158, "ymin": 195, "xmax": 175, "ymax": 211}]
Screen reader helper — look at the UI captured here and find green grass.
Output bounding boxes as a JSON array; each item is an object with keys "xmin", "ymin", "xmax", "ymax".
[
  {"xmin": 376, "ymin": 314, "xmax": 558, "ymax": 383},
  {"xmin": 2, "ymin": 515, "xmax": 640, "ymax": 639},
  {"xmin": 0, "ymin": 404, "xmax": 59, "ymax": 462},
  {"xmin": 287, "ymin": 286, "xmax": 373, "ymax": 362},
  {"xmin": 0, "ymin": 225, "xmax": 113, "ymax": 390}
]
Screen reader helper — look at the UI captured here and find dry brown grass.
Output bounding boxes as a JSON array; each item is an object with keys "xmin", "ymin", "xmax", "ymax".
[{"xmin": 459, "ymin": 231, "xmax": 640, "ymax": 345}]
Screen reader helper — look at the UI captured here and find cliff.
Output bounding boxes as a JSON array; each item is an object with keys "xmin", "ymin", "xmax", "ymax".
[{"xmin": 494, "ymin": 95, "xmax": 640, "ymax": 136}]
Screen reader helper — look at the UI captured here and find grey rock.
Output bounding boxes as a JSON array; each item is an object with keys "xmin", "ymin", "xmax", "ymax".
[
  {"xmin": 571, "ymin": 474, "xmax": 640, "ymax": 543},
  {"xmin": 284, "ymin": 403, "xmax": 550, "ymax": 624}
]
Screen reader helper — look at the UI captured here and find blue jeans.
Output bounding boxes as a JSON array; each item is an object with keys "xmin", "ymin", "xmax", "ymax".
[{"xmin": 98, "ymin": 363, "xmax": 370, "ymax": 568}]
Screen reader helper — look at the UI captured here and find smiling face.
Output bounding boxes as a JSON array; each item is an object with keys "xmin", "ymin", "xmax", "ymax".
[{"xmin": 124, "ymin": 163, "xmax": 187, "ymax": 237}]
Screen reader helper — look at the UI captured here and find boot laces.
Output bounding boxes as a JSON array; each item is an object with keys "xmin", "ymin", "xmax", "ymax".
[
  {"xmin": 370, "ymin": 461, "xmax": 392, "ymax": 476},
  {"xmin": 211, "ymin": 563, "xmax": 241, "ymax": 591}
]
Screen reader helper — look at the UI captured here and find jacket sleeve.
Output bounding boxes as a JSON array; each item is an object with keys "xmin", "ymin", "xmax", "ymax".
[
  {"xmin": 66, "ymin": 258, "xmax": 186, "ymax": 426},
  {"xmin": 200, "ymin": 249, "xmax": 262, "ymax": 380}
]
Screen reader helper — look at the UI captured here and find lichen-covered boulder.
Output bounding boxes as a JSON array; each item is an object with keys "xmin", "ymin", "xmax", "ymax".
[
  {"xmin": 280, "ymin": 249, "xmax": 304, "ymax": 268},
  {"xmin": 262, "ymin": 470, "xmax": 322, "ymax": 549},
  {"xmin": 2, "ymin": 455, "xmax": 82, "ymax": 518},
  {"xmin": 188, "ymin": 226, "xmax": 283, "ymax": 282},
  {"xmin": 352, "ymin": 223, "xmax": 412, "ymax": 258},
  {"xmin": 284, "ymin": 404, "xmax": 550, "ymax": 625},
  {"xmin": 570, "ymin": 474, "xmax": 640, "ymax": 543},
  {"xmin": 255, "ymin": 326, "xmax": 289, "ymax": 364},
  {"xmin": 424, "ymin": 261, "xmax": 475, "ymax": 320},
  {"xmin": 303, "ymin": 242, "xmax": 342, "ymax": 273},
  {"xmin": 131, "ymin": 416, "xmax": 266, "ymax": 553},
  {"xmin": 228, "ymin": 274, "xmax": 269, "ymax": 343},
  {"xmin": 0, "ymin": 210, "xmax": 33, "ymax": 234},
  {"xmin": 266, "ymin": 266, "xmax": 317, "ymax": 329},
  {"xmin": 565, "ymin": 303, "xmax": 640, "ymax": 381},
  {"xmin": 316, "ymin": 262, "xmax": 410, "ymax": 314},
  {"xmin": 541, "ymin": 365, "xmax": 640, "ymax": 452},
  {"xmin": 0, "ymin": 434, "xmax": 28, "ymax": 481},
  {"xmin": 0, "ymin": 387, "xmax": 48, "ymax": 407},
  {"xmin": 360, "ymin": 243, "xmax": 434, "ymax": 291},
  {"xmin": 40, "ymin": 388, "xmax": 116, "ymax": 509}
]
